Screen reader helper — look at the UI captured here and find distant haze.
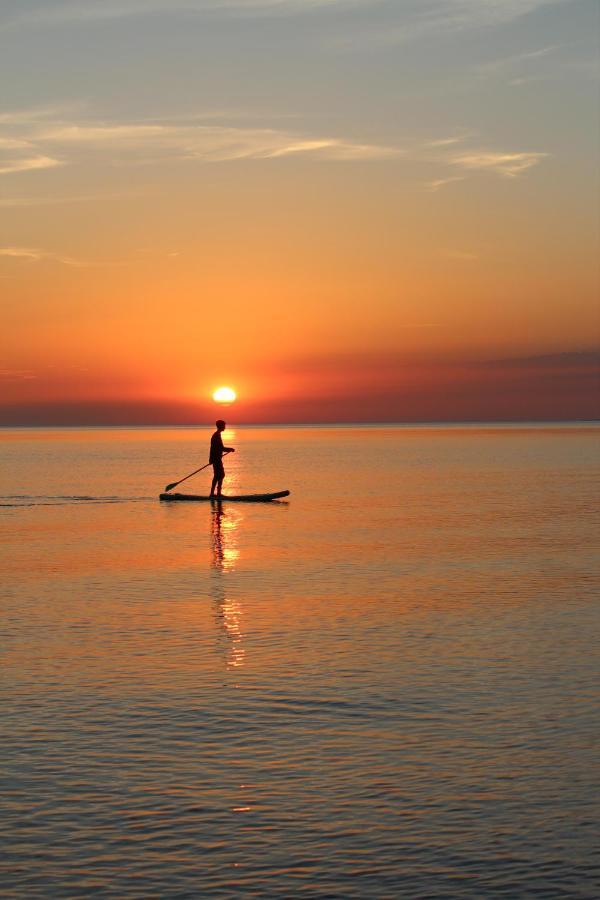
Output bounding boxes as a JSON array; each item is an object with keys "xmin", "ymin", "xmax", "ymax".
[{"xmin": 1, "ymin": 0, "xmax": 598, "ymax": 423}]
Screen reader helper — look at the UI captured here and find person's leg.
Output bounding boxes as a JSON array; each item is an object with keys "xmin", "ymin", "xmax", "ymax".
[
  {"xmin": 215, "ymin": 461, "xmax": 225, "ymax": 496},
  {"xmin": 210, "ymin": 464, "xmax": 219, "ymax": 496}
]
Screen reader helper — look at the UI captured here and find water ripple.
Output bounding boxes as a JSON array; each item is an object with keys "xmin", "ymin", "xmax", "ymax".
[
  {"xmin": 1, "ymin": 426, "xmax": 599, "ymax": 897},
  {"xmin": 1, "ymin": 494, "xmax": 152, "ymax": 507}
]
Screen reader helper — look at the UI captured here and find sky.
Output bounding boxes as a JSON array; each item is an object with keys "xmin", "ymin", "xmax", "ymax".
[{"xmin": 1, "ymin": 0, "xmax": 598, "ymax": 424}]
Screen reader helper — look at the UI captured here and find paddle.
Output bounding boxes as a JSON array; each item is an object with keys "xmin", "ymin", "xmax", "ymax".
[{"xmin": 164, "ymin": 450, "xmax": 232, "ymax": 493}]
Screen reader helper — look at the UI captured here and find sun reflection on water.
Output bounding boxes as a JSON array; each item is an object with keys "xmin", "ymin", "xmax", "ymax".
[{"xmin": 221, "ymin": 598, "xmax": 245, "ymax": 668}]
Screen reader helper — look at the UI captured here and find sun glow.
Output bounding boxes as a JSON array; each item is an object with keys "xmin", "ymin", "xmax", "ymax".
[{"xmin": 213, "ymin": 386, "xmax": 237, "ymax": 404}]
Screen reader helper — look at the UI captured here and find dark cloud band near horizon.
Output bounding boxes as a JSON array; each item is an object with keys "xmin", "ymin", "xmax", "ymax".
[{"xmin": 1, "ymin": 350, "xmax": 598, "ymax": 425}]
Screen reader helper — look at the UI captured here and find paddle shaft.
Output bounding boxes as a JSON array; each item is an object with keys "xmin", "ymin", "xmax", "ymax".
[{"xmin": 164, "ymin": 450, "xmax": 232, "ymax": 493}]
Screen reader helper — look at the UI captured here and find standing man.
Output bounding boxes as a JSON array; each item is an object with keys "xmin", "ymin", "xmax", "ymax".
[{"xmin": 209, "ymin": 420, "xmax": 235, "ymax": 497}]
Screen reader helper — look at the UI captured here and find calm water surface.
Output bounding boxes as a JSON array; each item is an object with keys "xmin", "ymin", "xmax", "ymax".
[{"xmin": 1, "ymin": 425, "xmax": 599, "ymax": 897}]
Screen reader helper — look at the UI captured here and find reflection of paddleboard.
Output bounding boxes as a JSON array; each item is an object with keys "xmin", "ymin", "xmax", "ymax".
[{"xmin": 159, "ymin": 490, "xmax": 290, "ymax": 502}]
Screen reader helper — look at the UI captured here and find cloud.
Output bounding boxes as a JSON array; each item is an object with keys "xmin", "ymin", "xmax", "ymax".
[
  {"xmin": 0, "ymin": 0, "xmax": 575, "ymax": 37},
  {"xmin": 426, "ymin": 135, "xmax": 470, "ymax": 148},
  {"xmin": 451, "ymin": 150, "xmax": 547, "ymax": 176},
  {"xmin": 425, "ymin": 175, "xmax": 465, "ymax": 192},
  {"xmin": 0, "ymin": 110, "xmax": 70, "ymax": 175},
  {"xmin": 0, "ymin": 105, "xmax": 79, "ymax": 125},
  {"xmin": 479, "ymin": 350, "xmax": 600, "ymax": 370},
  {"xmin": 417, "ymin": 0, "xmax": 571, "ymax": 31},
  {"xmin": 0, "ymin": 137, "xmax": 34, "ymax": 150},
  {"xmin": 0, "ymin": 155, "xmax": 62, "ymax": 175},
  {"xmin": 326, "ymin": 0, "xmax": 575, "ymax": 50},
  {"xmin": 13, "ymin": 118, "xmax": 398, "ymax": 163},
  {"xmin": 0, "ymin": 369, "xmax": 37, "ymax": 380},
  {"xmin": 0, "ymin": 106, "xmax": 546, "ymax": 189},
  {"xmin": 40, "ymin": 124, "xmax": 173, "ymax": 143},
  {"xmin": 423, "ymin": 134, "xmax": 548, "ymax": 187},
  {"xmin": 477, "ymin": 44, "xmax": 559, "ymax": 75},
  {"xmin": 0, "ymin": 246, "xmax": 83, "ymax": 266},
  {"xmin": 0, "ymin": 106, "xmax": 398, "ymax": 181},
  {"xmin": 1, "ymin": 0, "xmax": 372, "ymax": 31},
  {"xmin": 0, "ymin": 192, "xmax": 122, "ymax": 207}
]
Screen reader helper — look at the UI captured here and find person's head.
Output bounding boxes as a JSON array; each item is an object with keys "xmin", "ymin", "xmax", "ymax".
[{"xmin": 216, "ymin": 419, "xmax": 226, "ymax": 431}]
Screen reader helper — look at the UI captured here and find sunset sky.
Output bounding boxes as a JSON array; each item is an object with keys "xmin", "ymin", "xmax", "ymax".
[{"xmin": 1, "ymin": 0, "xmax": 598, "ymax": 423}]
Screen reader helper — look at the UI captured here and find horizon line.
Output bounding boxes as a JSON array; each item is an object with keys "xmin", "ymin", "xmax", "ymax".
[{"xmin": 1, "ymin": 418, "xmax": 599, "ymax": 429}]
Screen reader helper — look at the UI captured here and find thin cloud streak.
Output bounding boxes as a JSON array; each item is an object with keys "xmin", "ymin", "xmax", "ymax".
[
  {"xmin": 327, "ymin": 0, "xmax": 574, "ymax": 50},
  {"xmin": 476, "ymin": 44, "xmax": 559, "ymax": 75},
  {"xmin": 0, "ymin": 155, "xmax": 62, "ymax": 175},
  {"xmin": 0, "ymin": 107, "xmax": 547, "ymax": 186},
  {"xmin": 0, "ymin": 0, "xmax": 378, "ymax": 31},
  {"xmin": 0, "ymin": 192, "xmax": 139, "ymax": 207},
  {"xmin": 426, "ymin": 135, "xmax": 470, "ymax": 148},
  {"xmin": 0, "ymin": 104, "xmax": 81, "ymax": 125},
  {"xmin": 1, "ymin": 0, "xmax": 574, "ymax": 33},
  {"xmin": 451, "ymin": 150, "xmax": 548, "ymax": 177},
  {"xmin": 0, "ymin": 369, "xmax": 37, "ymax": 381},
  {"xmin": 0, "ymin": 137, "xmax": 34, "ymax": 150},
  {"xmin": 16, "ymin": 119, "xmax": 400, "ymax": 163},
  {"xmin": 425, "ymin": 175, "xmax": 465, "ymax": 192},
  {"xmin": 0, "ymin": 246, "xmax": 84, "ymax": 266}
]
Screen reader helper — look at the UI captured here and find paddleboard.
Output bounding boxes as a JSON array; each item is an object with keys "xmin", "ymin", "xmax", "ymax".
[{"xmin": 160, "ymin": 490, "xmax": 290, "ymax": 502}]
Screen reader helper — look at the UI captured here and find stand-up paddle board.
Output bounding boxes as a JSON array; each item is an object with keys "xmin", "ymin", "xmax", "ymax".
[{"xmin": 159, "ymin": 490, "xmax": 290, "ymax": 502}]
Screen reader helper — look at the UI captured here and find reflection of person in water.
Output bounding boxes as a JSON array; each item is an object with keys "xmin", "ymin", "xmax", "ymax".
[
  {"xmin": 209, "ymin": 420, "xmax": 235, "ymax": 498},
  {"xmin": 210, "ymin": 502, "xmax": 244, "ymax": 668},
  {"xmin": 211, "ymin": 500, "xmax": 225, "ymax": 570}
]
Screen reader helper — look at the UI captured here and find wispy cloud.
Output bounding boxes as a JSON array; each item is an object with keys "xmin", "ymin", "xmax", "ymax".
[
  {"xmin": 40, "ymin": 121, "xmax": 399, "ymax": 161},
  {"xmin": 0, "ymin": 246, "xmax": 84, "ymax": 266},
  {"xmin": 477, "ymin": 44, "xmax": 559, "ymax": 75},
  {"xmin": 473, "ymin": 44, "xmax": 565, "ymax": 87},
  {"xmin": 2, "ymin": 116, "xmax": 398, "ymax": 165},
  {"xmin": 0, "ymin": 155, "xmax": 62, "ymax": 175},
  {"xmin": 418, "ymin": 0, "xmax": 571, "ymax": 31},
  {"xmin": 1, "ymin": 0, "xmax": 373, "ymax": 31},
  {"xmin": 422, "ymin": 132, "xmax": 548, "ymax": 193},
  {"xmin": 451, "ymin": 150, "xmax": 547, "ymax": 177},
  {"xmin": 0, "ymin": 369, "xmax": 37, "ymax": 380},
  {"xmin": 0, "ymin": 106, "xmax": 548, "ymax": 189},
  {"xmin": 0, "ymin": 104, "xmax": 80, "ymax": 125},
  {"xmin": 425, "ymin": 175, "xmax": 465, "ymax": 192},
  {"xmin": 327, "ymin": 0, "xmax": 574, "ymax": 50},
  {"xmin": 426, "ymin": 135, "xmax": 470, "ymax": 148},
  {"xmin": 0, "ymin": 0, "xmax": 576, "ymax": 38},
  {"xmin": 424, "ymin": 135, "xmax": 548, "ymax": 188},
  {"xmin": 0, "ymin": 137, "xmax": 34, "ymax": 150},
  {"xmin": 0, "ymin": 191, "xmax": 141, "ymax": 207}
]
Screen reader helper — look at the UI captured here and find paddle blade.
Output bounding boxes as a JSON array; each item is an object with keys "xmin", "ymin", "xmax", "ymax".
[{"xmin": 164, "ymin": 481, "xmax": 179, "ymax": 493}]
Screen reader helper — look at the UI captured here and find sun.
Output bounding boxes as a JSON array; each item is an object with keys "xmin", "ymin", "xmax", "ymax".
[{"xmin": 212, "ymin": 386, "xmax": 237, "ymax": 404}]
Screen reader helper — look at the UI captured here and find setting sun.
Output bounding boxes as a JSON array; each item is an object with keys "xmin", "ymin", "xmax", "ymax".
[{"xmin": 212, "ymin": 386, "xmax": 237, "ymax": 405}]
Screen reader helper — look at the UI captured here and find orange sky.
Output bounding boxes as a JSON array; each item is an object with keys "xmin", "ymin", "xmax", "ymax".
[{"xmin": 1, "ymin": 0, "xmax": 598, "ymax": 423}]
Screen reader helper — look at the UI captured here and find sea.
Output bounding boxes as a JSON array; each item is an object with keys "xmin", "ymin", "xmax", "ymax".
[{"xmin": 1, "ymin": 424, "xmax": 598, "ymax": 898}]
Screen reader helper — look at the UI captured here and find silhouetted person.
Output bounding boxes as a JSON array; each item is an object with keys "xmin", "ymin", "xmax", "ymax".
[{"xmin": 209, "ymin": 420, "xmax": 235, "ymax": 497}]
